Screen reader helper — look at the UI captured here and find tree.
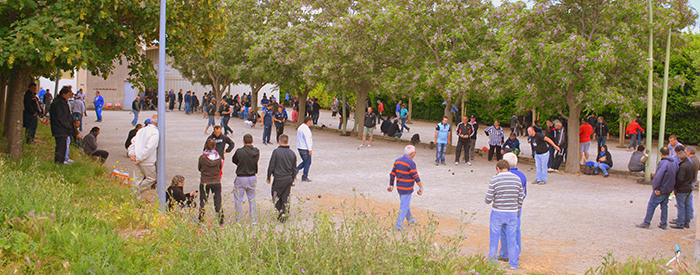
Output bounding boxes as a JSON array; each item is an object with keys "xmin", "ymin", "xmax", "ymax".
[
  {"xmin": 497, "ymin": 0, "xmax": 696, "ymax": 173},
  {"xmin": 0, "ymin": 0, "xmax": 159, "ymax": 161}
]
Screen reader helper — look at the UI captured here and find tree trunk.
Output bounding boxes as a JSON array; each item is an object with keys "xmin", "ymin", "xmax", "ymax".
[
  {"xmin": 353, "ymin": 82, "xmax": 370, "ymax": 136},
  {"xmin": 565, "ymin": 85, "xmax": 582, "ymax": 174},
  {"xmin": 249, "ymin": 80, "xmax": 264, "ymax": 112},
  {"xmin": 0, "ymin": 74, "xmax": 7, "ymax": 130},
  {"xmin": 443, "ymin": 97, "xmax": 453, "ymax": 153},
  {"xmin": 6, "ymin": 67, "xmax": 32, "ymax": 161},
  {"xmin": 295, "ymin": 86, "xmax": 311, "ymax": 127}
]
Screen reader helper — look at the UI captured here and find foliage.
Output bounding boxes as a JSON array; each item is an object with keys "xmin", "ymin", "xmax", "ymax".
[
  {"xmin": 585, "ymin": 253, "xmax": 700, "ymax": 275},
  {"xmin": 0, "ymin": 125, "xmax": 501, "ymax": 274}
]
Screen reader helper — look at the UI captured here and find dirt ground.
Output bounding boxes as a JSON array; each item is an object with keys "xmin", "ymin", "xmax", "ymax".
[{"xmin": 89, "ymin": 109, "xmax": 694, "ymax": 274}]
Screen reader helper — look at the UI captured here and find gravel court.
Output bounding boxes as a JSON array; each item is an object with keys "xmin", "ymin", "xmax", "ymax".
[{"xmin": 93, "ymin": 109, "xmax": 693, "ymax": 274}]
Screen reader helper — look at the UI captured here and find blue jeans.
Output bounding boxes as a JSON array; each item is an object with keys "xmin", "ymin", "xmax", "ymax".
[
  {"xmin": 597, "ymin": 135, "xmax": 607, "ymax": 151},
  {"xmin": 396, "ymin": 193, "xmax": 413, "ymax": 228},
  {"xmin": 185, "ymin": 102, "xmax": 191, "ymax": 114},
  {"xmin": 401, "ymin": 117, "xmax": 410, "ymax": 132},
  {"xmin": 435, "ymin": 143, "xmax": 447, "ymax": 164},
  {"xmin": 65, "ymin": 136, "xmax": 71, "ymax": 161},
  {"xmin": 312, "ymin": 113, "xmax": 319, "ymax": 125},
  {"xmin": 95, "ymin": 106, "xmax": 102, "ymax": 121},
  {"xmin": 131, "ymin": 110, "xmax": 139, "ymax": 126},
  {"xmin": 262, "ymin": 125, "xmax": 272, "ymax": 144},
  {"xmin": 642, "ymin": 192, "xmax": 669, "ymax": 227},
  {"xmin": 296, "ymin": 149, "xmax": 312, "ymax": 180},
  {"xmin": 535, "ymin": 152, "xmax": 549, "ymax": 182},
  {"xmin": 636, "ymin": 130, "xmax": 642, "ymax": 146},
  {"xmin": 222, "ymin": 116, "xmax": 233, "ymax": 135},
  {"xmin": 489, "ymin": 210, "xmax": 520, "ymax": 268},
  {"xmin": 676, "ymin": 193, "xmax": 692, "ymax": 227},
  {"xmin": 594, "ymin": 163, "xmax": 611, "ymax": 175},
  {"xmin": 499, "ymin": 209, "xmax": 521, "ymax": 260}
]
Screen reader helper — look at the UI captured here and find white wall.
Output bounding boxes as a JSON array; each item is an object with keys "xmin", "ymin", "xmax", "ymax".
[{"xmin": 39, "ymin": 77, "xmax": 77, "ymax": 96}]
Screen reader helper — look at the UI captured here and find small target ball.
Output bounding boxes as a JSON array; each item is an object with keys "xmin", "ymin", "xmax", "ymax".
[{"xmin": 318, "ymin": 195, "xmax": 322, "ymax": 198}]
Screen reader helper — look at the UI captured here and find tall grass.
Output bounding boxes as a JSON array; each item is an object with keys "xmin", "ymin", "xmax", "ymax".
[{"xmin": 0, "ymin": 125, "xmax": 501, "ymax": 274}]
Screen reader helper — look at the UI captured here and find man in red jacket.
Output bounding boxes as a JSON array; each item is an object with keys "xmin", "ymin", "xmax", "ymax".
[{"xmin": 626, "ymin": 120, "xmax": 645, "ymax": 151}]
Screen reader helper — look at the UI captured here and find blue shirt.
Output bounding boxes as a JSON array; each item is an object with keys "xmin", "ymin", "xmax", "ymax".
[
  {"xmin": 263, "ymin": 109, "xmax": 273, "ymax": 126},
  {"xmin": 510, "ymin": 167, "xmax": 527, "ymax": 197},
  {"xmin": 400, "ymin": 108, "xmax": 408, "ymax": 119},
  {"xmin": 435, "ymin": 123, "xmax": 450, "ymax": 144},
  {"xmin": 396, "ymin": 104, "xmax": 401, "ymax": 113},
  {"xmin": 503, "ymin": 138, "xmax": 520, "ymax": 151},
  {"xmin": 94, "ymin": 95, "xmax": 104, "ymax": 107}
]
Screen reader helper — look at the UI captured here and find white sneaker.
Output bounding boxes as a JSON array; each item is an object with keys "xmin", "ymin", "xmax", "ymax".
[
  {"xmin": 455, "ymin": 162, "xmax": 459, "ymax": 165},
  {"xmin": 358, "ymin": 144, "xmax": 364, "ymax": 147},
  {"xmin": 553, "ymin": 169, "xmax": 559, "ymax": 173},
  {"xmin": 467, "ymin": 162, "xmax": 472, "ymax": 166},
  {"xmin": 367, "ymin": 144, "xmax": 371, "ymax": 147},
  {"xmin": 547, "ymin": 168, "xmax": 554, "ymax": 172},
  {"xmin": 65, "ymin": 159, "xmax": 74, "ymax": 164}
]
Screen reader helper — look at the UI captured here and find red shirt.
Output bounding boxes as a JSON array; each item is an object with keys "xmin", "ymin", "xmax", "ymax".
[
  {"xmin": 378, "ymin": 102, "xmax": 384, "ymax": 113},
  {"xmin": 625, "ymin": 121, "xmax": 644, "ymax": 135},
  {"xmin": 579, "ymin": 123, "xmax": 593, "ymax": 143}
]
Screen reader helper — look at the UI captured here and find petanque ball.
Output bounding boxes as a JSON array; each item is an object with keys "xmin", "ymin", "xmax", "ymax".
[
  {"xmin": 318, "ymin": 194, "xmax": 322, "ymax": 198},
  {"xmin": 471, "ymin": 170, "xmax": 474, "ymax": 172},
  {"xmin": 452, "ymin": 172, "xmax": 455, "ymax": 175},
  {"xmin": 307, "ymin": 196, "xmax": 310, "ymax": 200},
  {"xmin": 630, "ymin": 200, "xmax": 633, "ymax": 203}
]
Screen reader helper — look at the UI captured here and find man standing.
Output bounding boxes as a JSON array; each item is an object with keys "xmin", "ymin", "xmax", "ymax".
[
  {"xmin": 668, "ymin": 135, "xmax": 683, "ymax": 160},
  {"xmin": 267, "ymin": 134, "xmax": 297, "ymax": 222},
  {"xmin": 49, "ymin": 87, "xmax": 78, "ymax": 164},
  {"xmin": 81, "ymin": 127, "xmax": 110, "ymax": 162},
  {"xmin": 311, "ymin": 99, "xmax": 321, "ymax": 125},
  {"xmin": 528, "ymin": 126, "xmax": 560, "ymax": 185},
  {"xmin": 206, "ymin": 126, "xmax": 235, "ymax": 162},
  {"xmin": 220, "ymin": 99, "xmax": 233, "ymax": 136},
  {"xmin": 71, "ymin": 95, "xmax": 86, "ymax": 132},
  {"xmin": 509, "ymin": 114, "xmax": 518, "ymax": 135},
  {"xmin": 593, "ymin": 116, "xmax": 609, "ymax": 152},
  {"xmin": 261, "ymin": 104, "xmax": 274, "ymax": 145},
  {"xmin": 468, "ymin": 115, "xmax": 479, "ymax": 161},
  {"xmin": 360, "ymin": 106, "xmax": 378, "ymax": 147},
  {"xmin": 484, "ymin": 120, "xmax": 505, "ymax": 162},
  {"xmin": 377, "ymin": 100, "xmax": 385, "ymax": 120},
  {"xmin": 23, "ymin": 83, "xmax": 41, "ymax": 143},
  {"xmin": 128, "ymin": 115, "xmax": 160, "ymax": 195},
  {"xmin": 131, "ymin": 96, "xmax": 140, "ymax": 126},
  {"xmin": 204, "ymin": 98, "xmax": 216, "ymax": 134},
  {"xmin": 168, "ymin": 90, "xmax": 176, "ymax": 111},
  {"xmin": 184, "ymin": 91, "xmax": 192, "ymax": 115},
  {"xmin": 296, "ymin": 117, "xmax": 314, "ymax": 182},
  {"xmin": 671, "ymin": 151, "xmax": 694, "ymax": 229},
  {"xmin": 637, "ymin": 147, "xmax": 678, "ymax": 229},
  {"xmin": 388, "ymin": 145, "xmax": 424, "ymax": 230},
  {"xmin": 273, "ymin": 105, "xmax": 287, "ymax": 143},
  {"xmin": 232, "ymin": 134, "xmax": 260, "ymax": 224},
  {"xmin": 93, "ymin": 91, "xmax": 104, "ymax": 122},
  {"xmin": 455, "ymin": 116, "xmax": 473, "ymax": 165},
  {"xmin": 579, "ymin": 118, "xmax": 594, "ymax": 164},
  {"xmin": 499, "ymin": 153, "xmax": 527, "ymax": 264},
  {"xmin": 42, "ymin": 89, "xmax": 53, "ymax": 115},
  {"xmin": 485, "ymin": 160, "xmax": 524, "ymax": 270},
  {"xmin": 395, "ymin": 100, "xmax": 403, "ymax": 119},
  {"xmin": 548, "ymin": 120, "xmax": 567, "ymax": 172},
  {"xmin": 434, "ymin": 117, "xmax": 451, "ymax": 165},
  {"xmin": 177, "ymin": 90, "xmax": 183, "ymax": 111}
]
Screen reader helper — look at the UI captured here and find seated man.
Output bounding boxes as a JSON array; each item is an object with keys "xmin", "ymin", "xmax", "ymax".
[
  {"xmin": 628, "ymin": 145, "xmax": 648, "ymax": 172},
  {"xmin": 81, "ymin": 127, "xmax": 110, "ymax": 162},
  {"xmin": 387, "ymin": 118, "xmax": 402, "ymax": 138},
  {"xmin": 380, "ymin": 116, "xmax": 392, "ymax": 135},
  {"xmin": 244, "ymin": 109, "xmax": 259, "ymax": 128},
  {"xmin": 502, "ymin": 132, "xmax": 521, "ymax": 155}
]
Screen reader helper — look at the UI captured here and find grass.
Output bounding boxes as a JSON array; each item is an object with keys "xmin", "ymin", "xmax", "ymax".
[{"xmin": 0, "ymin": 125, "xmax": 502, "ymax": 274}]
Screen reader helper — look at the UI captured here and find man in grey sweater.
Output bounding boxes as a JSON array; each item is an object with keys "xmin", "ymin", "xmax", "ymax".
[
  {"xmin": 267, "ymin": 134, "xmax": 297, "ymax": 222},
  {"xmin": 485, "ymin": 160, "xmax": 524, "ymax": 270},
  {"xmin": 81, "ymin": 127, "xmax": 109, "ymax": 162}
]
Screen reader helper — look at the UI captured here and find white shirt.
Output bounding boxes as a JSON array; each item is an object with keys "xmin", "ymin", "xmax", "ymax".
[
  {"xmin": 297, "ymin": 123, "xmax": 313, "ymax": 151},
  {"xmin": 128, "ymin": 124, "xmax": 160, "ymax": 165}
]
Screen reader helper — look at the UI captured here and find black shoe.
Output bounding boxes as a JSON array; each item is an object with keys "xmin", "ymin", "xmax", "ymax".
[
  {"xmin": 670, "ymin": 219, "xmax": 678, "ymax": 224},
  {"xmin": 670, "ymin": 224, "xmax": 684, "ymax": 229},
  {"xmin": 497, "ymin": 256, "xmax": 509, "ymax": 262},
  {"xmin": 636, "ymin": 223, "xmax": 650, "ymax": 229},
  {"xmin": 301, "ymin": 178, "xmax": 313, "ymax": 182},
  {"xmin": 685, "ymin": 225, "xmax": 690, "ymax": 228},
  {"xmin": 604, "ymin": 174, "xmax": 609, "ymax": 178},
  {"xmin": 658, "ymin": 225, "xmax": 667, "ymax": 230}
]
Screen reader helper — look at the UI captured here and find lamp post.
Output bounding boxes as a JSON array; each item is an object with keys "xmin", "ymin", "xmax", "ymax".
[
  {"xmin": 156, "ymin": 0, "xmax": 167, "ymax": 211},
  {"xmin": 644, "ymin": 0, "xmax": 654, "ymax": 182}
]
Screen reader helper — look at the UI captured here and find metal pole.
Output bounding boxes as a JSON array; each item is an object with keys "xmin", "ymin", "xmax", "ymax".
[
  {"xmin": 657, "ymin": 30, "xmax": 670, "ymax": 164},
  {"xmin": 156, "ymin": 0, "xmax": 167, "ymax": 211},
  {"xmin": 644, "ymin": 0, "xmax": 654, "ymax": 182}
]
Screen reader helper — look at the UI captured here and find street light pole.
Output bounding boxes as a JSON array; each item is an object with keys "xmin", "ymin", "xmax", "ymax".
[
  {"xmin": 657, "ymin": 30, "xmax": 670, "ymax": 164},
  {"xmin": 644, "ymin": 0, "xmax": 654, "ymax": 182},
  {"xmin": 156, "ymin": 0, "xmax": 167, "ymax": 211}
]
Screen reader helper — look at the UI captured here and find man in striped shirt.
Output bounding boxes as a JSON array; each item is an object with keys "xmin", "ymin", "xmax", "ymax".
[
  {"xmin": 485, "ymin": 160, "xmax": 525, "ymax": 270},
  {"xmin": 388, "ymin": 145, "xmax": 424, "ymax": 231},
  {"xmin": 484, "ymin": 120, "xmax": 505, "ymax": 162}
]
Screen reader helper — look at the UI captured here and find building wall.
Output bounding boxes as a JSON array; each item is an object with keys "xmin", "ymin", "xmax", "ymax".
[{"xmin": 82, "ymin": 56, "xmax": 131, "ymax": 109}]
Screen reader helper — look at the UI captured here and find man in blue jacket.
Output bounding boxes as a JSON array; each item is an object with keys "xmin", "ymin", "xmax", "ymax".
[
  {"xmin": 637, "ymin": 146, "xmax": 678, "ymax": 229},
  {"xmin": 93, "ymin": 91, "xmax": 104, "ymax": 122}
]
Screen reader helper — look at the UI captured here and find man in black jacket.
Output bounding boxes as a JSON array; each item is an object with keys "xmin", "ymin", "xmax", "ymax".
[
  {"xmin": 455, "ymin": 116, "xmax": 473, "ymax": 165},
  {"xmin": 637, "ymin": 147, "xmax": 678, "ymax": 229},
  {"xmin": 267, "ymin": 134, "xmax": 297, "ymax": 222},
  {"xmin": 593, "ymin": 116, "xmax": 609, "ymax": 152},
  {"xmin": 49, "ymin": 86, "xmax": 79, "ymax": 164},
  {"xmin": 671, "ymin": 151, "xmax": 695, "ymax": 229},
  {"xmin": 23, "ymin": 83, "xmax": 41, "ymax": 143},
  {"xmin": 232, "ymin": 134, "xmax": 260, "ymax": 223},
  {"xmin": 468, "ymin": 115, "xmax": 479, "ymax": 161},
  {"xmin": 205, "ymin": 126, "xmax": 235, "ymax": 162}
]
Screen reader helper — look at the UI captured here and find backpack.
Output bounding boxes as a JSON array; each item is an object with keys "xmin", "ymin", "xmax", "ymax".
[
  {"xmin": 583, "ymin": 165, "xmax": 594, "ymax": 175},
  {"xmin": 411, "ymin": 134, "xmax": 421, "ymax": 144}
]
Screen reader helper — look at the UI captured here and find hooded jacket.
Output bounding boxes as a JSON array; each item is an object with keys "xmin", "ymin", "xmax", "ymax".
[
  {"xmin": 653, "ymin": 157, "xmax": 678, "ymax": 195},
  {"xmin": 232, "ymin": 145, "xmax": 260, "ymax": 177},
  {"xmin": 199, "ymin": 152, "xmax": 222, "ymax": 184},
  {"xmin": 128, "ymin": 124, "xmax": 159, "ymax": 165}
]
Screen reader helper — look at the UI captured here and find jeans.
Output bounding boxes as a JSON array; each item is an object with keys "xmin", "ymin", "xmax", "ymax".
[
  {"xmin": 297, "ymin": 149, "xmax": 312, "ymax": 180},
  {"xmin": 435, "ymin": 143, "xmax": 447, "ymax": 164},
  {"xmin": 131, "ymin": 110, "xmax": 139, "ymax": 126},
  {"xmin": 312, "ymin": 113, "xmax": 319, "ymax": 125},
  {"xmin": 72, "ymin": 112, "xmax": 83, "ymax": 131},
  {"xmin": 489, "ymin": 210, "xmax": 520, "ymax": 268},
  {"xmin": 642, "ymin": 192, "xmax": 669, "ymax": 227},
  {"xmin": 185, "ymin": 102, "xmax": 191, "ymax": 114},
  {"xmin": 455, "ymin": 139, "xmax": 472, "ymax": 163},
  {"xmin": 234, "ymin": 176, "xmax": 257, "ymax": 221},
  {"xmin": 594, "ymin": 163, "xmax": 611, "ymax": 175},
  {"xmin": 391, "ymin": 132, "xmax": 403, "ymax": 138},
  {"xmin": 675, "ymin": 193, "xmax": 692, "ymax": 227},
  {"xmin": 262, "ymin": 125, "xmax": 272, "ymax": 144},
  {"xmin": 222, "ymin": 116, "xmax": 233, "ymax": 135},
  {"xmin": 95, "ymin": 106, "xmax": 102, "ymax": 121},
  {"xmin": 65, "ymin": 136, "xmax": 71, "ymax": 161},
  {"xmin": 396, "ymin": 193, "xmax": 413, "ymax": 228},
  {"xmin": 499, "ymin": 209, "xmax": 521, "ymax": 261},
  {"xmin": 535, "ymin": 152, "xmax": 549, "ymax": 182},
  {"xmin": 636, "ymin": 130, "xmax": 642, "ymax": 146},
  {"xmin": 401, "ymin": 117, "xmax": 410, "ymax": 132},
  {"xmin": 597, "ymin": 135, "xmax": 607, "ymax": 151}
]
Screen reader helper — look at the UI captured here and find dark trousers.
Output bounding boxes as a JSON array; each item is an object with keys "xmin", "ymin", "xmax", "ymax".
[
  {"xmin": 276, "ymin": 126, "xmax": 285, "ymax": 143},
  {"xmin": 222, "ymin": 116, "xmax": 233, "ymax": 136},
  {"xmin": 455, "ymin": 139, "xmax": 472, "ymax": 163},
  {"xmin": 54, "ymin": 136, "xmax": 68, "ymax": 164},
  {"xmin": 547, "ymin": 145, "xmax": 555, "ymax": 168},
  {"xmin": 271, "ymin": 178, "xmax": 293, "ymax": 222},
  {"xmin": 178, "ymin": 101, "xmax": 182, "ymax": 110},
  {"xmin": 23, "ymin": 113, "xmax": 38, "ymax": 143},
  {"xmin": 169, "ymin": 101, "xmax": 175, "ymax": 111},
  {"xmin": 199, "ymin": 183, "xmax": 224, "ymax": 225},
  {"xmin": 91, "ymin": 150, "xmax": 110, "ymax": 162},
  {"xmin": 488, "ymin": 145, "xmax": 502, "ymax": 161},
  {"xmin": 262, "ymin": 125, "xmax": 272, "ymax": 144}
]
